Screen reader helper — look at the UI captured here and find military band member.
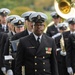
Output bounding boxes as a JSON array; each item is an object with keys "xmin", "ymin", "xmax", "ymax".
[
  {"xmin": 46, "ymin": 11, "xmax": 61, "ymax": 37},
  {"xmin": 56, "ymin": 17, "xmax": 75, "ymax": 75},
  {"xmin": 53, "ymin": 22, "xmax": 69, "ymax": 75},
  {"xmin": 0, "ymin": 8, "xmax": 10, "ymax": 75},
  {"xmin": 1, "ymin": 15, "xmax": 21, "ymax": 55},
  {"xmin": 3, "ymin": 17, "xmax": 25, "ymax": 75},
  {"xmin": 62, "ymin": 18, "xmax": 75, "ymax": 75},
  {"xmin": 63, "ymin": 17, "xmax": 75, "ymax": 50},
  {"xmin": 0, "ymin": 32, "xmax": 5, "ymax": 75},
  {"xmin": 11, "ymin": 11, "xmax": 36, "ymax": 40},
  {"xmin": 0, "ymin": 8, "xmax": 10, "ymax": 33},
  {"xmin": 53, "ymin": 22, "xmax": 68, "ymax": 52},
  {"xmin": 0, "ymin": 15, "xmax": 21, "ymax": 75},
  {"xmin": 15, "ymin": 12, "xmax": 59, "ymax": 75},
  {"xmin": 66, "ymin": 17, "xmax": 75, "ymax": 75}
]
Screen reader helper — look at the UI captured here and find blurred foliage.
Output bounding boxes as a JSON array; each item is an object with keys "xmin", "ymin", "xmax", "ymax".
[
  {"xmin": 0, "ymin": 0, "xmax": 54, "ymax": 11},
  {"xmin": 34, "ymin": 0, "xmax": 53, "ymax": 11},
  {"xmin": 10, "ymin": 6, "xmax": 33, "ymax": 16},
  {"xmin": 44, "ymin": 11, "xmax": 52, "ymax": 25},
  {"xmin": 0, "ymin": 0, "xmax": 54, "ymax": 24}
]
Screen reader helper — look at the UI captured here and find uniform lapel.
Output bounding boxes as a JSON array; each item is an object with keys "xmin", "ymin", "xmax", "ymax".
[
  {"xmin": 53, "ymin": 25, "xmax": 59, "ymax": 32},
  {"xmin": 0, "ymin": 24, "xmax": 2, "ymax": 28},
  {"xmin": 29, "ymin": 34, "xmax": 48, "ymax": 55},
  {"xmin": 0, "ymin": 24, "xmax": 4, "ymax": 31},
  {"xmin": 25, "ymin": 29, "xmax": 29, "ymax": 35},
  {"xmin": 29, "ymin": 33, "xmax": 37, "ymax": 48},
  {"xmin": 6, "ymin": 25, "xmax": 9, "ymax": 33},
  {"xmin": 72, "ymin": 34, "xmax": 75, "ymax": 39}
]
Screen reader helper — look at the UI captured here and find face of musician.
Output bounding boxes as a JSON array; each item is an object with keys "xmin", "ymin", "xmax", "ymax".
[
  {"xmin": 15, "ymin": 26, "xmax": 24, "ymax": 33},
  {"xmin": 7, "ymin": 22, "xmax": 14, "ymax": 31},
  {"xmin": 69, "ymin": 24, "xmax": 75, "ymax": 32},
  {"xmin": 0, "ymin": 8, "xmax": 10, "ymax": 24},
  {"xmin": 51, "ymin": 12, "xmax": 61, "ymax": 25},
  {"xmin": 33, "ymin": 22, "xmax": 45, "ymax": 36},
  {"xmin": 25, "ymin": 20, "xmax": 33, "ymax": 32},
  {"xmin": 1, "ymin": 15, "xmax": 7, "ymax": 24},
  {"xmin": 53, "ymin": 17, "xmax": 61, "ymax": 25}
]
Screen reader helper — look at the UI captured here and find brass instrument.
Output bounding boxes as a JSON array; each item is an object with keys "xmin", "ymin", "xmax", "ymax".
[
  {"xmin": 60, "ymin": 35, "xmax": 66, "ymax": 56},
  {"xmin": 54, "ymin": 0, "xmax": 75, "ymax": 19},
  {"xmin": 60, "ymin": 35, "xmax": 65, "ymax": 52}
]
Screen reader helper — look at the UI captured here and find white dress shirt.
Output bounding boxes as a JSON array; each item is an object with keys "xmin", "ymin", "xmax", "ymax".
[
  {"xmin": 2, "ymin": 24, "xmax": 7, "ymax": 31},
  {"xmin": 27, "ymin": 30, "xmax": 32, "ymax": 35},
  {"xmin": 33, "ymin": 33, "xmax": 42, "ymax": 43}
]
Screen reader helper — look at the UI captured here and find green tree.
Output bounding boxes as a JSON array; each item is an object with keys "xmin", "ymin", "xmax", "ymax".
[{"xmin": 10, "ymin": 6, "xmax": 33, "ymax": 16}]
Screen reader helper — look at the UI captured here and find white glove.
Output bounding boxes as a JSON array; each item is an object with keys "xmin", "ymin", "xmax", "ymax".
[
  {"xmin": 52, "ymin": 33, "xmax": 61, "ymax": 39},
  {"xmin": 67, "ymin": 67, "xmax": 73, "ymax": 75},
  {"xmin": 60, "ymin": 51, "xmax": 66, "ymax": 56},
  {"xmin": 7, "ymin": 69, "xmax": 13, "ymax": 75},
  {"xmin": 1, "ymin": 67, "xmax": 6, "ymax": 74}
]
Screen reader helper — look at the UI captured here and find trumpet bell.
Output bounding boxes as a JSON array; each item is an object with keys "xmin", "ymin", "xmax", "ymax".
[{"xmin": 54, "ymin": 0, "xmax": 75, "ymax": 19}]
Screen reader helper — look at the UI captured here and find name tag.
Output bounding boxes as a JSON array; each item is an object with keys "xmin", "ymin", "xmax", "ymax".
[{"xmin": 27, "ymin": 47, "xmax": 35, "ymax": 49}]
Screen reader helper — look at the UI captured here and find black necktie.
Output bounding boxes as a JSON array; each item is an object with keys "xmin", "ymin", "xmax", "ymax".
[
  {"xmin": 36, "ymin": 37, "xmax": 40, "ymax": 48},
  {"xmin": 2, "ymin": 26, "xmax": 6, "ymax": 31}
]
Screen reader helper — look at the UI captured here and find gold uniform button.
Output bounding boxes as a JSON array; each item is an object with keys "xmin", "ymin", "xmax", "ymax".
[
  {"xmin": 35, "ymin": 63, "xmax": 37, "ymax": 65},
  {"xmin": 35, "ymin": 56, "xmax": 37, "ymax": 58},
  {"xmin": 43, "ymin": 56, "xmax": 45, "ymax": 59},
  {"xmin": 43, "ymin": 62, "xmax": 45, "ymax": 65},
  {"xmin": 43, "ymin": 69, "xmax": 45, "ymax": 71},
  {"xmin": 35, "ymin": 69, "xmax": 37, "ymax": 72}
]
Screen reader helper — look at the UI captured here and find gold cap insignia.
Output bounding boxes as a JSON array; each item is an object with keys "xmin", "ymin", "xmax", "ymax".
[
  {"xmin": 37, "ymin": 15, "xmax": 41, "ymax": 19},
  {"xmin": 13, "ymin": 17, "xmax": 16, "ymax": 20},
  {"xmin": 55, "ymin": 14, "xmax": 57, "ymax": 16},
  {"xmin": 72, "ymin": 18, "xmax": 75, "ymax": 22},
  {"xmin": 3, "ymin": 10, "xmax": 6, "ymax": 14},
  {"xmin": 18, "ymin": 20, "xmax": 22, "ymax": 24}
]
